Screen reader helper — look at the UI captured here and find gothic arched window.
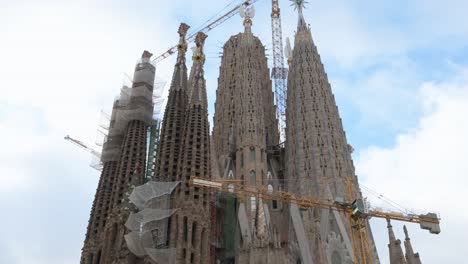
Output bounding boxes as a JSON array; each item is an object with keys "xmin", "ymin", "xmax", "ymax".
[
  {"xmin": 250, "ymin": 170, "xmax": 256, "ymax": 185},
  {"xmin": 249, "ymin": 147, "xmax": 255, "ymax": 161}
]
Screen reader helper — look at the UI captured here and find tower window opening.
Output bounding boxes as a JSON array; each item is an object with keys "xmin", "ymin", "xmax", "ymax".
[
  {"xmin": 249, "ymin": 147, "xmax": 255, "ymax": 161},
  {"xmin": 272, "ymin": 200, "xmax": 278, "ymax": 209},
  {"xmin": 250, "ymin": 170, "xmax": 256, "ymax": 185},
  {"xmin": 183, "ymin": 217, "xmax": 188, "ymax": 242},
  {"xmin": 192, "ymin": 221, "xmax": 197, "ymax": 246}
]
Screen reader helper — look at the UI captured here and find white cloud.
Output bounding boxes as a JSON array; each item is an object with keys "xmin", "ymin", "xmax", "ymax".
[{"xmin": 356, "ymin": 68, "xmax": 468, "ymax": 263}]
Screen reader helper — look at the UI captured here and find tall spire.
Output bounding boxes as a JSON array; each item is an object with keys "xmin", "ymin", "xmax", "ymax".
[
  {"xmin": 188, "ymin": 32, "xmax": 208, "ymax": 107},
  {"xmin": 285, "ymin": 0, "xmax": 379, "ymax": 262},
  {"xmin": 387, "ymin": 219, "xmax": 407, "ymax": 264},
  {"xmin": 174, "ymin": 31, "xmax": 211, "ymax": 263},
  {"xmin": 154, "ymin": 23, "xmax": 190, "ymax": 182},
  {"xmin": 403, "ymin": 225, "xmax": 422, "ymax": 264},
  {"xmin": 170, "ymin": 22, "xmax": 189, "ymax": 93}
]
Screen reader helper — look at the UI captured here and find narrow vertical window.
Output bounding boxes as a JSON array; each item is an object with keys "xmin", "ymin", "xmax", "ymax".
[
  {"xmin": 174, "ymin": 214, "xmax": 179, "ymax": 247},
  {"xmin": 191, "ymin": 221, "xmax": 197, "ymax": 246},
  {"xmin": 240, "ymin": 152, "xmax": 244, "ymax": 167},
  {"xmin": 183, "ymin": 217, "xmax": 188, "ymax": 242},
  {"xmin": 201, "ymin": 228, "xmax": 206, "ymax": 259},
  {"xmin": 96, "ymin": 250, "xmax": 102, "ymax": 264},
  {"xmin": 250, "ymin": 170, "xmax": 256, "ymax": 185},
  {"xmin": 249, "ymin": 147, "xmax": 255, "ymax": 161}
]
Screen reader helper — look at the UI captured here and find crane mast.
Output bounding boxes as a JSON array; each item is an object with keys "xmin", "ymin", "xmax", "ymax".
[{"xmin": 271, "ymin": 0, "xmax": 287, "ymax": 142}]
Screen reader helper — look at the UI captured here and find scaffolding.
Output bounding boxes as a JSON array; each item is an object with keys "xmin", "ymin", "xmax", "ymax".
[
  {"xmin": 145, "ymin": 120, "xmax": 161, "ymax": 182},
  {"xmin": 218, "ymin": 193, "xmax": 237, "ymax": 261}
]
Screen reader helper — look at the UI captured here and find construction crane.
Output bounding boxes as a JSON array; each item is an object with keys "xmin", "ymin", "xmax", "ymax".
[
  {"xmin": 270, "ymin": 0, "xmax": 288, "ymax": 143},
  {"xmin": 65, "ymin": 135, "xmax": 104, "ymax": 171},
  {"xmin": 152, "ymin": 0, "xmax": 258, "ymax": 64},
  {"xmin": 189, "ymin": 176, "xmax": 441, "ymax": 264},
  {"xmin": 64, "ymin": 135, "xmax": 101, "ymax": 158},
  {"xmin": 152, "ymin": 0, "xmax": 289, "ymax": 142}
]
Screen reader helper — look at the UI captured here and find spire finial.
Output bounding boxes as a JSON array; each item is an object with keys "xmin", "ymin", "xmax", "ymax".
[
  {"xmin": 290, "ymin": 0, "xmax": 308, "ymax": 30},
  {"xmin": 188, "ymin": 32, "xmax": 208, "ymax": 107},
  {"xmin": 176, "ymin": 23, "xmax": 190, "ymax": 63},
  {"xmin": 240, "ymin": 2, "xmax": 255, "ymax": 30},
  {"xmin": 403, "ymin": 225, "xmax": 410, "ymax": 240},
  {"xmin": 291, "ymin": 0, "xmax": 308, "ymax": 10},
  {"xmin": 387, "ymin": 218, "xmax": 397, "ymax": 241},
  {"xmin": 192, "ymin": 32, "xmax": 207, "ymax": 64}
]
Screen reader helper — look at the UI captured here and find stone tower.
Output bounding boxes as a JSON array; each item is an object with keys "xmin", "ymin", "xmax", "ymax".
[
  {"xmin": 285, "ymin": 1, "xmax": 378, "ymax": 263},
  {"xmin": 154, "ymin": 23, "xmax": 190, "ymax": 182},
  {"xmin": 403, "ymin": 226, "xmax": 422, "ymax": 264},
  {"xmin": 170, "ymin": 32, "xmax": 212, "ymax": 264},
  {"xmin": 212, "ymin": 6, "xmax": 287, "ymax": 263},
  {"xmin": 387, "ymin": 220, "xmax": 407, "ymax": 264},
  {"xmin": 80, "ymin": 50, "xmax": 156, "ymax": 264},
  {"xmin": 80, "ymin": 103, "xmax": 120, "ymax": 264}
]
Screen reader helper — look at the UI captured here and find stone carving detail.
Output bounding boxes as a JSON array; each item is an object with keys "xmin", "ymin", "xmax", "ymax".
[{"xmin": 325, "ymin": 232, "xmax": 353, "ymax": 264}]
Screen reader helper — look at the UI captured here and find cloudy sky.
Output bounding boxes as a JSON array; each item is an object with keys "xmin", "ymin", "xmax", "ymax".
[{"xmin": 1, "ymin": 0, "xmax": 467, "ymax": 263}]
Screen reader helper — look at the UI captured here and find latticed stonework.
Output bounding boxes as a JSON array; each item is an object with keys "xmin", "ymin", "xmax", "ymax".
[
  {"xmin": 285, "ymin": 6, "xmax": 378, "ymax": 264},
  {"xmin": 387, "ymin": 219, "xmax": 406, "ymax": 264},
  {"xmin": 212, "ymin": 16, "xmax": 287, "ymax": 264},
  {"xmin": 386, "ymin": 220, "xmax": 423, "ymax": 264},
  {"xmin": 154, "ymin": 23, "xmax": 190, "ymax": 182},
  {"xmin": 81, "ymin": 160, "xmax": 118, "ymax": 264},
  {"xmin": 100, "ymin": 119, "xmax": 149, "ymax": 263},
  {"xmin": 168, "ymin": 32, "xmax": 212, "ymax": 264},
  {"xmin": 212, "ymin": 21, "xmax": 278, "ymax": 186},
  {"xmin": 80, "ymin": 51, "xmax": 155, "ymax": 264}
]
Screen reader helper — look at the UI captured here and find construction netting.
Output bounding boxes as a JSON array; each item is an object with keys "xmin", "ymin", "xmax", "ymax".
[
  {"xmin": 100, "ymin": 85, "xmax": 156, "ymax": 163},
  {"xmin": 219, "ymin": 193, "xmax": 237, "ymax": 255},
  {"xmin": 145, "ymin": 122, "xmax": 161, "ymax": 181},
  {"xmin": 125, "ymin": 181, "xmax": 180, "ymax": 263},
  {"xmin": 129, "ymin": 181, "xmax": 180, "ymax": 210},
  {"xmin": 146, "ymin": 248, "xmax": 177, "ymax": 264}
]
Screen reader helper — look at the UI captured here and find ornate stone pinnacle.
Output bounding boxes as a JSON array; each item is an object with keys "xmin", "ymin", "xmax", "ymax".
[
  {"xmin": 178, "ymin": 23, "xmax": 190, "ymax": 37},
  {"xmin": 290, "ymin": 0, "xmax": 308, "ymax": 30},
  {"xmin": 192, "ymin": 32, "xmax": 207, "ymax": 64},
  {"xmin": 195, "ymin": 32, "xmax": 207, "ymax": 48},
  {"xmin": 240, "ymin": 3, "xmax": 255, "ymax": 28},
  {"xmin": 403, "ymin": 225, "xmax": 410, "ymax": 239},
  {"xmin": 175, "ymin": 23, "xmax": 190, "ymax": 65},
  {"xmin": 177, "ymin": 23, "xmax": 190, "ymax": 54},
  {"xmin": 290, "ymin": 0, "xmax": 308, "ymax": 10}
]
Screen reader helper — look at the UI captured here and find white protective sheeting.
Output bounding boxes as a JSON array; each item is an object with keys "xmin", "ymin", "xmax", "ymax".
[
  {"xmin": 125, "ymin": 231, "xmax": 147, "ymax": 257},
  {"xmin": 125, "ymin": 209, "xmax": 178, "ymax": 231},
  {"xmin": 129, "ymin": 181, "xmax": 180, "ymax": 210},
  {"xmin": 146, "ymin": 248, "xmax": 177, "ymax": 264},
  {"xmin": 125, "ymin": 181, "xmax": 180, "ymax": 260}
]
